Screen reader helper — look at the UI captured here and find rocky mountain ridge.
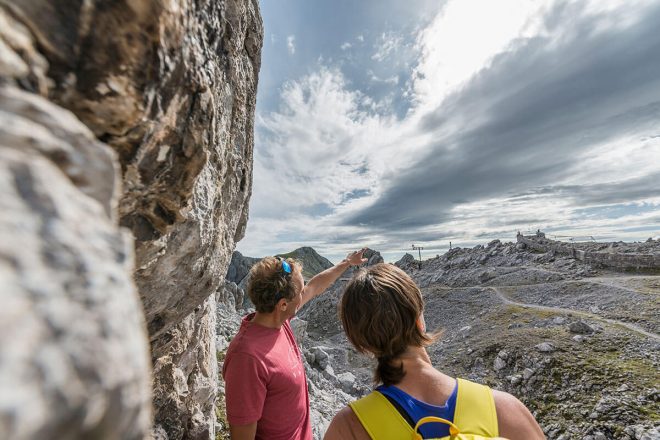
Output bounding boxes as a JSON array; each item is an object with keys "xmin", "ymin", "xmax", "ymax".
[
  {"xmin": 223, "ymin": 246, "xmax": 336, "ymax": 309},
  {"xmin": 276, "ymin": 246, "xmax": 335, "ymax": 279},
  {"xmin": 226, "ymin": 246, "xmax": 335, "ymax": 284},
  {"xmin": 217, "ymin": 236, "xmax": 659, "ymax": 439}
]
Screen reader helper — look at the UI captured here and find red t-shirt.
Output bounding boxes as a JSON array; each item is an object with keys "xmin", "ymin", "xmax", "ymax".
[{"xmin": 222, "ymin": 313, "xmax": 312, "ymax": 440}]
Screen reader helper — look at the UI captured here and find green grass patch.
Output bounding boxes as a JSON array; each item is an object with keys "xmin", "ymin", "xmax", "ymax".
[{"xmin": 215, "ymin": 403, "xmax": 230, "ymax": 440}]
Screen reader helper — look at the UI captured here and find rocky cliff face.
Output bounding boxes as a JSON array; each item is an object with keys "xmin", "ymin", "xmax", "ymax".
[
  {"xmin": 225, "ymin": 250, "xmax": 261, "ymax": 285},
  {"xmin": 0, "ymin": 83, "xmax": 152, "ymax": 440},
  {"xmin": 0, "ymin": 1, "xmax": 263, "ymax": 439}
]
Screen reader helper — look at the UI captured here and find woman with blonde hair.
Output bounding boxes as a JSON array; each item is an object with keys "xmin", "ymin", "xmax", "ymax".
[{"xmin": 324, "ymin": 263, "xmax": 544, "ymax": 440}]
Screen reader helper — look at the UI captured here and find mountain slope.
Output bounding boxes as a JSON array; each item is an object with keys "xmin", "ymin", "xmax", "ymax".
[
  {"xmin": 276, "ymin": 247, "xmax": 334, "ymax": 280},
  {"xmin": 295, "ymin": 237, "xmax": 660, "ymax": 439}
]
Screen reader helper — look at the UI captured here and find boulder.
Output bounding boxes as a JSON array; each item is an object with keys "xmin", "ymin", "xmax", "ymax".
[
  {"xmin": 363, "ymin": 248, "xmax": 385, "ymax": 267},
  {"xmin": 311, "ymin": 347, "xmax": 330, "ymax": 370},
  {"xmin": 569, "ymin": 321, "xmax": 595, "ymax": 334},
  {"xmin": 337, "ymin": 372, "xmax": 356, "ymax": 393},
  {"xmin": 395, "ymin": 253, "xmax": 417, "ymax": 268},
  {"xmin": 535, "ymin": 342, "xmax": 556, "ymax": 353},
  {"xmin": 494, "ymin": 357, "xmax": 507, "ymax": 371},
  {"xmin": 509, "ymin": 375, "xmax": 523, "ymax": 385}
]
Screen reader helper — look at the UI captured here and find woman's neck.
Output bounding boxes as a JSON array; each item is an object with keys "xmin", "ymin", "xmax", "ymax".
[
  {"xmin": 396, "ymin": 345, "xmax": 433, "ymax": 366},
  {"xmin": 390, "ymin": 346, "xmax": 455, "ymax": 405}
]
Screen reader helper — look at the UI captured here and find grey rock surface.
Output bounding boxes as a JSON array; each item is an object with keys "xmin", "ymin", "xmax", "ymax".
[
  {"xmin": 217, "ymin": 280, "xmax": 244, "ymax": 315},
  {"xmin": 1, "ymin": 1, "xmax": 264, "ymax": 439},
  {"xmin": 2, "ymin": 0, "xmax": 262, "ymax": 334},
  {"xmin": 0, "ymin": 87, "xmax": 151, "ymax": 439},
  {"xmin": 226, "ymin": 251, "xmax": 261, "ymax": 285},
  {"xmin": 152, "ymin": 296, "xmax": 219, "ymax": 440}
]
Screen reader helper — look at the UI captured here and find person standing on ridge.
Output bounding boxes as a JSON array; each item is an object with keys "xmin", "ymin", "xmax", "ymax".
[
  {"xmin": 223, "ymin": 248, "xmax": 368, "ymax": 440},
  {"xmin": 324, "ymin": 263, "xmax": 545, "ymax": 440}
]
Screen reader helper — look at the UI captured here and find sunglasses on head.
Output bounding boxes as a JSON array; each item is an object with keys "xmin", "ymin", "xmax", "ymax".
[
  {"xmin": 280, "ymin": 259, "xmax": 291, "ymax": 275},
  {"xmin": 273, "ymin": 257, "xmax": 292, "ymax": 303},
  {"xmin": 276, "ymin": 256, "xmax": 292, "ymax": 276}
]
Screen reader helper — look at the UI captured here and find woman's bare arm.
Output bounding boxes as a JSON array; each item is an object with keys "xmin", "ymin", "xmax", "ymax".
[
  {"xmin": 324, "ymin": 406, "xmax": 371, "ymax": 440},
  {"xmin": 493, "ymin": 390, "xmax": 545, "ymax": 440}
]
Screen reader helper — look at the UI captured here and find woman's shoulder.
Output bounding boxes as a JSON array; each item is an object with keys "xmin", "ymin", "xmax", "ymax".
[
  {"xmin": 492, "ymin": 389, "xmax": 545, "ymax": 440},
  {"xmin": 323, "ymin": 406, "xmax": 371, "ymax": 440}
]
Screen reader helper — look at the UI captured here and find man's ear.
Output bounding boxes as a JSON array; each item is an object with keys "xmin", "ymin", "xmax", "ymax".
[
  {"xmin": 416, "ymin": 314, "xmax": 426, "ymax": 333},
  {"xmin": 278, "ymin": 298, "xmax": 288, "ymax": 311}
]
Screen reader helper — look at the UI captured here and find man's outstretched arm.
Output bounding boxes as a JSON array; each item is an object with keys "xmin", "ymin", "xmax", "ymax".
[{"xmin": 299, "ymin": 248, "xmax": 367, "ymax": 308}]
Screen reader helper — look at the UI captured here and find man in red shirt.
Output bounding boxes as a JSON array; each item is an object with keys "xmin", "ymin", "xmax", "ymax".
[{"xmin": 222, "ymin": 249, "xmax": 367, "ymax": 440}]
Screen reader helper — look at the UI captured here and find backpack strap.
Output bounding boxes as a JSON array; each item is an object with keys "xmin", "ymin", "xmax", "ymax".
[
  {"xmin": 454, "ymin": 378, "xmax": 499, "ymax": 436},
  {"xmin": 349, "ymin": 391, "xmax": 413, "ymax": 439},
  {"xmin": 413, "ymin": 416, "xmax": 460, "ymax": 439}
]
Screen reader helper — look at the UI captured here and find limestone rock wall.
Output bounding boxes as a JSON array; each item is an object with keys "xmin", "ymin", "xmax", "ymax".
[
  {"xmin": 1, "ymin": 0, "xmax": 263, "ymax": 439},
  {"xmin": 152, "ymin": 296, "xmax": 218, "ymax": 440},
  {"xmin": 0, "ymin": 87, "xmax": 152, "ymax": 438}
]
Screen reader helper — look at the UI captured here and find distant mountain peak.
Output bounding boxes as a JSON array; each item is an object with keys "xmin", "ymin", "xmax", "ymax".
[
  {"xmin": 227, "ymin": 246, "xmax": 336, "ymax": 284},
  {"xmin": 276, "ymin": 247, "xmax": 334, "ymax": 279}
]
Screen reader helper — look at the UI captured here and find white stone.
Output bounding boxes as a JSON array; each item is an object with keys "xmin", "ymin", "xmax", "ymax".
[
  {"xmin": 494, "ymin": 357, "xmax": 507, "ymax": 371},
  {"xmin": 535, "ymin": 342, "xmax": 556, "ymax": 352}
]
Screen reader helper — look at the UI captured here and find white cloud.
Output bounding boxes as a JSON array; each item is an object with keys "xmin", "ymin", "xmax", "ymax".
[
  {"xmin": 249, "ymin": 68, "xmax": 383, "ymax": 217},
  {"xmin": 371, "ymin": 32, "xmax": 403, "ymax": 62},
  {"xmin": 367, "ymin": 70, "xmax": 399, "ymax": 85},
  {"xmin": 239, "ymin": 0, "xmax": 660, "ymax": 262},
  {"xmin": 410, "ymin": 0, "xmax": 550, "ymax": 113},
  {"xmin": 241, "ymin": 67, "xmax": 435, "ymax": 259},
  {"xmin": 287, "ymin": 35, "xmax": 296, "ymax": 55},
  {"xmin": 568, "ymin": 135, "xmax": 660, "ymax": 186},
  {"xmin": 409, "ymin": 0, "xmax": 654, "ymax": 114}
]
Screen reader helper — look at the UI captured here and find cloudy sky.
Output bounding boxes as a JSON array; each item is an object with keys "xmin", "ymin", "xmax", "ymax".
[{"xmin": 237, "ymin": 0, "xmax": 660, "ymax": 263}]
